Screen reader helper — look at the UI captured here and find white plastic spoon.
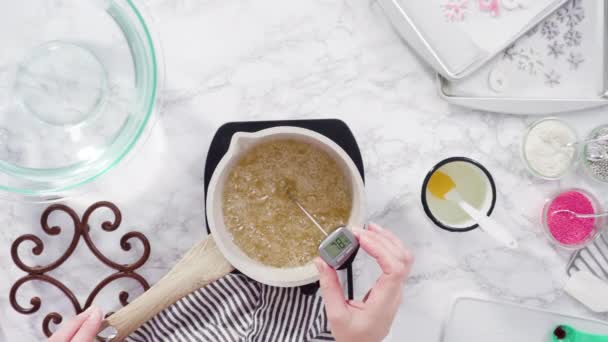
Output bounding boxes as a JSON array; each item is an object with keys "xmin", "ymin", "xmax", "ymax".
[
  {"xmin": 428, "ymin": 171, "xmax": 518, "ymax": 249},
  {"xmin": 552, "ymin": 210, "xmax": 608, "ymax": 219}
]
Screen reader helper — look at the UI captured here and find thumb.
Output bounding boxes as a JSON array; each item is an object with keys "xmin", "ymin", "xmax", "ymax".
[
  {"xmin": 72, "ymin": 307, "xmax": 103, "ymax": 342},
  {"xmin": 314, "ymin": 258, "xmax": 348, "ymax": 322}
]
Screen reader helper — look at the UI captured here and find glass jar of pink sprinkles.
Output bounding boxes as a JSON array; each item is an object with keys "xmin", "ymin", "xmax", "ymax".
[{"xmin": 542, "ymin": 189, "xmax": 603, "ymax": 250}]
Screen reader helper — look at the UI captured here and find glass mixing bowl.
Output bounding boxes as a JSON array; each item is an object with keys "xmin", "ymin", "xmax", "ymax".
[{"xmin": 0, "ymin": 0, "xmax": 161, "ymax": 200}]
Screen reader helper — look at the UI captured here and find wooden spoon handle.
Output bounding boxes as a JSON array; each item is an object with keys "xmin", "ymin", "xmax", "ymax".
[{"xmin": 99, "ymin": 235, "xmax": 234, "ymax": 341}]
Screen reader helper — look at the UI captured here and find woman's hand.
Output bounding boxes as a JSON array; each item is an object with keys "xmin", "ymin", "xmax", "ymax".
[
  {"xmin": 315, "ymin": 223, "xmax": 413, "ymax": 342},
  {"xmin": 48, "ymin": 307, "xmax": 103, "ymax": 342}
]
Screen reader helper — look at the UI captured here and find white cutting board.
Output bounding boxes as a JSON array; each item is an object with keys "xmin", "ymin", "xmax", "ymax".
[{"xmin": 442, "ymin": 297, "xmax": 608, "ymax": 341}]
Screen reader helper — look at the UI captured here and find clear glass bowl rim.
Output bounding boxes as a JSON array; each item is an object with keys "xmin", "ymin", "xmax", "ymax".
[{"xmin": 0, "ymin": 0, "xmax": 160, "ymax": 197}]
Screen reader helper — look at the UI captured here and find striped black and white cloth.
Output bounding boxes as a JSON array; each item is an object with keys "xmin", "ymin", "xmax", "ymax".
[{"xmin": 126, "ymin": 273, "xmax": 335, "ymax": 342}]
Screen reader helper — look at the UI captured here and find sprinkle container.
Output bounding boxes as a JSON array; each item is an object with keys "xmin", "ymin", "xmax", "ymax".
[
  {"xmin": 542, "ymin": 189, "xmax": 603, "ymax": 250},
  {"xmin": 582, "ymin": 124, "xmax": 608, "ymax": 184}
]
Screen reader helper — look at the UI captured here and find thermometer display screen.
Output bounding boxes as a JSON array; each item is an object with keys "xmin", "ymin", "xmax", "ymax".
[{"xmin": 324, "ymin": 232, "xmax": 352, "ymax": 258}]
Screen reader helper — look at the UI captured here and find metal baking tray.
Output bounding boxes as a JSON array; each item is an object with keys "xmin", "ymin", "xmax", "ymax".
[
  {"xmin": 379, "ymin": 0, "xmax": 568, "ymax": 80},
  {"xmin": 439, "ymin": 0, "xmax": 608, "ymax": 115}
]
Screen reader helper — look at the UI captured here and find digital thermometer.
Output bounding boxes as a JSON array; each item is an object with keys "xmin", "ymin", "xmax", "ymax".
[
  {"xmin": 317, "ymin": 226, "xmax": 359, "ymax": 269},
  {"xmin": 290, "ymin": 195, "xmax": 359, "ymax": 269}
]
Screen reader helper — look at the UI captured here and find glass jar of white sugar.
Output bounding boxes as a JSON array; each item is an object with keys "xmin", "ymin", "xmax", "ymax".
[{"xmin": 522, "ymin": 118, "xmax": 578, "ymax": 180}]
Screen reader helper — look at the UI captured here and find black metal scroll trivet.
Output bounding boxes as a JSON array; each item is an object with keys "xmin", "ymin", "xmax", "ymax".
[
  {"xmin": 204, "ymin": 119, "xmax": 365, "ymax": 300},
  {"xmin": 9, "ymin": 201, "xmax": 151, "ymax": 338}
]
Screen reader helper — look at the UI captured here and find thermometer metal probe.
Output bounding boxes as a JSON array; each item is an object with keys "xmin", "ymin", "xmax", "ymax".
[
  {"xmin": 289, "ymin": 194, "xmax": 359, "ymax": 269},
  {"xmin": 289, "ymin": 194, "xmax": 329, "ymax": 236}
]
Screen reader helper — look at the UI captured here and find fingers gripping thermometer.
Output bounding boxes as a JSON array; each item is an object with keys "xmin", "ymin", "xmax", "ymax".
[{"xmin": 289, "ymin": 195, "xmax": 359, "ymax": 269}]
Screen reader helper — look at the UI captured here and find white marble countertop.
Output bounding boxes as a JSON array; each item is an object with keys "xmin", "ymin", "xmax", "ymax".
[{"xmin": 2, "ymin": 0, "xmax": 608, "ymax": 340}]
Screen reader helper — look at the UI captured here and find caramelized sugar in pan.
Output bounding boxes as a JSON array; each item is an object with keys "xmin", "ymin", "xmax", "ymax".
[{"xmin": 222, "ymin": 140, "xmax": 352, "ymax": 267}]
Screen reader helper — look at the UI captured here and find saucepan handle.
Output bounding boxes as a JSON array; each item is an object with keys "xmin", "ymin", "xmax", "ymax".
[{"xmin": 97, "ymin": 236, "xmax": 234, "ymax": 341}]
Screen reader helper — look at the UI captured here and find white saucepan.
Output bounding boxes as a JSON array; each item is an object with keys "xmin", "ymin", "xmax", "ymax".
[{"xmin": 100, "ymin": 126, "xmax": 366, "ymax": 341}]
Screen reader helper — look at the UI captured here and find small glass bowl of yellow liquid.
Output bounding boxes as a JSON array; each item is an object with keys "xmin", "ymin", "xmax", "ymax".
[{"xmin": 421, "ymin": 157, "xmax": 497, "ymax": 232}]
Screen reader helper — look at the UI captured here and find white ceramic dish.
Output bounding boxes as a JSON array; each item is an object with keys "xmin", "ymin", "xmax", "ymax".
[
  {"xmin": 206, "ymin": 126, "xmax": 366, "ymax": 287},
  {"xmin": 439, "ymin": 0, "xmax": 608, "ymax": 114}
]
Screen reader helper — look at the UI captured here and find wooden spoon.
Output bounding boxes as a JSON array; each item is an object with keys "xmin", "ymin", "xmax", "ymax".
[{"xmin": 98, "ymin": 236, "xmax": 234, "ymax": 341}]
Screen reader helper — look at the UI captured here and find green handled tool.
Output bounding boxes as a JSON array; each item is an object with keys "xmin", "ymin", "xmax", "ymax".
[{"xmin": 553, "ymin": 325, "xmax": 608, "ymax": 342}]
